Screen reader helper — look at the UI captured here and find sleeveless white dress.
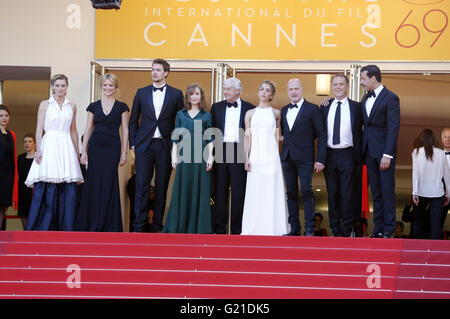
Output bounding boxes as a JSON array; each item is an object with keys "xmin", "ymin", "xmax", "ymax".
[
  {"xmin": 241, "ymin": 107, "xmax": 289, "ymax": 236},
  {"xmin": 25, "ymin": 96, "xmax": 83, "ymax": 187}
]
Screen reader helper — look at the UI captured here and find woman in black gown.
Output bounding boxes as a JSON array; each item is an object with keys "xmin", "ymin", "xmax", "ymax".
[
  {"xmin": 76, "ymin": 73, "xmax": 129, "ymax": 232},
  {"xmin": 0, "ymin": 105, "xmax": 18, "ymax": 230},
  {"xmin": 17, "ymin": 133, "xmax": 36, "ymax": 229}
]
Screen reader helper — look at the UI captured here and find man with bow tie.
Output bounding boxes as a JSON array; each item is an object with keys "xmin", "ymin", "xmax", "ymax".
[
  {"xmin": 442, "ymin": 128, "xmax": 450, "ymax": 165},
  {"xmin": 441, "ymin": 127, "xmax": 450, "ymax": 234},
  {"xmin": 360, "ymin": 65, "xmax": 400, "ymax": 239},
  {"xmin": 211, "ymin": 77, "xmax": 255, "ymax": 234},
  {"xmin": 129, "ymin": 58, "xmax": 184, "ymax": 232},
  {"xmin": 280, "ymin": 78, "xmax": 326, "ymax": 236}
]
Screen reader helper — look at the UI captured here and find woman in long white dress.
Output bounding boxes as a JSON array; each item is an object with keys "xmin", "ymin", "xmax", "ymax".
[
  {"xmin": 25, "ymin": 74, "xmax": 83, "ymax": 231},
  {"xmin": 241, "ymin": 80, "xmax": 289, "ymax": 235}
]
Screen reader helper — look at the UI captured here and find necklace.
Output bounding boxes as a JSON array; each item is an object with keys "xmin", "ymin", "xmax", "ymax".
[{"xmin": 102, "ymin": 99, "xmax": 115, "ymax": 116}]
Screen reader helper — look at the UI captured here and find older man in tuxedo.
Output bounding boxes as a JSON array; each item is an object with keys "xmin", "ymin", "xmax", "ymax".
[
  {"xmin": 441, "ymin": 128, "xmax": 450, "ymax": 232},
  {"xmin": 129, "ymin": 58, "xmax": 184, "ymax": 232},
  {"xmin": 281, "ymin": 78, "xmax": 327, "ymax": 236},
  {"xmin": 321, "ymin": 74, "xmax": 363, "ymax": 237},
  {"xmin": 360, "ymin": 65, "xmax": 400, "ymax": 238},
  {"xmin": 211, "ymin": 77, "xmax": 255, "ymax": 234}
]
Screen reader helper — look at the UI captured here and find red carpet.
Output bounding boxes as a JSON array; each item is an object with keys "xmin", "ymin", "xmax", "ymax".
[{"xmin": 0, "ymin": 231, "xmax": 449, "ymax": 299}]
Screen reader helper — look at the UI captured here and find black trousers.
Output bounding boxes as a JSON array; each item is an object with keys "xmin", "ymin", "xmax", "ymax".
[
  {"xmin": 282, "ymin": 158, "xmax": 315, "ymax": 234},
  {"xmin": 324, "ymin": 147, "xmax": 356, "ymax": 236},
  {"xmin": 365, "ymin": 154, "xmax": 397, "ymax": 235},
  {"xmin": 412, "ymin": 196, "xmax": 445, "ymax": 239},
  {"xmin": 134, "ymin": 139, "xmax": 171, "ymax": 232},
  {"xmin": 213, "ymin": 143, "xmax": 247, "ymax": 234}
]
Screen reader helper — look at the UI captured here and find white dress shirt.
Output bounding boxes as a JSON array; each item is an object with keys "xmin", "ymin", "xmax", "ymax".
[
  {"xmin": 327, "ymin": 97, "xmax": 353, "ymax": 148},
  {"xmin": 445, "ymin": 149, "xmax": 450, "ymax": 168},
  {"xmin": 223, "ymin": 98, "xmax": 241, "ymax": 143},
  {"xmin": 152, "ymin": 84, "xmax": 166, "ymax": 138},
  {"xmin": 286, "ymin": 98, "xmax": 304, "ymax": 131},
  {"xmin": 364, "ymin": 84, "xmax": 384, "ymax": 118},
  {"xmin": 412, "ymin": 147, "xmax": 450, "ymax": 198},
  {"xmin": 365, "ymin": 84, "xmax": 393, "ymax": 159}
]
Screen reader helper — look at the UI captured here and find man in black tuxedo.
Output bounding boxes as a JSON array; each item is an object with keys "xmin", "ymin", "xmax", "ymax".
[
  {"xmin": 360, "ymin": 65, "xmax": 400, "ymax": 238},
  {"xmin": 281, "ymin": 78, "xmax": 327, "ymax": 236},
  {"xmin": 129, "ymin": 58, "xmax": 184, "ymax": 232},
  {"xmin": 321, "ymin": 74, "xmax": 362, "ymax": 237},
  {"xmin": 440, "ymin": 128, "xmax": 450, "ymax": 232},
  {"xmin": 211, "ymin": 77, "xmax": 255, "ymax": 234}
]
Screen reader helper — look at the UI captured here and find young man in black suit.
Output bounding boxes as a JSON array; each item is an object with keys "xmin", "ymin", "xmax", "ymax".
[
  {"xmin": 129, "ymin": 58, "xmax": 184, "ymax": 232},
  {"xmin": 281, "ymin": 78, "xmax": 327, "ymax": 236},
  {"xmin": 211, "ymin": 77, "xmax": 255, "ymax": 234},
  {"xmin": 321, "ymin": 74, "xmax": 363, "ymax": 237},
  {"xmin": 360, "ymin": 65, "xmax": 400, "ymax": 238}
]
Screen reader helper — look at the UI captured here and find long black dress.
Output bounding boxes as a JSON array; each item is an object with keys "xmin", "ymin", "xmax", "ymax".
[
  {"xmin": 17, "ymin": 153, "xmax": 33, "ymax": 217},
  {"xmin": 0, "ymin": 131, "xmax": 14, "ymax": 207},
  {"xmin": 76, "ymin": 100, "xmax": 129, "ymax": 232}
]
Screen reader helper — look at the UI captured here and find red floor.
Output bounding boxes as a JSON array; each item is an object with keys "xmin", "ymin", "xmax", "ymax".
[{"xmin": 1, "ymin": 231, "xmax": 449, "ymax": 299}]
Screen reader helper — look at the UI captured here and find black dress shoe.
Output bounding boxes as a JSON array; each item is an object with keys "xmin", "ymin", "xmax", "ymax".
[
  {"xmin": 283, "ymin": 230, "xmax": 300, "ymax": 236},
  {"xmin": 150, "ymin": 224, "xmax": 162, "ymax": 233},
  {"xmin": 383, "ymin": 232, "xmax": 393, "ymax": 239},
  {"xmin": 370, "ymin": 232, "xmax": 384, "ymax": 238}
]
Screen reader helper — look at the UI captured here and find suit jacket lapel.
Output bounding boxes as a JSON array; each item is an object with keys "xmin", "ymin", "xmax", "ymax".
[
  {"xmin": 281, "ymin": 106, "xmax": 290, "ymax": 133},
  {"xmin": 146, "ymin": 86, "xmax": 156, "ymax": 119},
  {"xmin": 361, "ymin": 94, "xmax": 369, "ymax": 123},
  {"xmin": 291, "ymin": 100, "xmax": 306, "ymax": 131},
  {"xmin": 324, "ymin": 98, "xmax": 334, "ymax": 131},
  {"xmin": 159, "ymin": 86, "xmax": 170, "ymax": 118},
  {"xmin": 219, "ymin": 101, "xmax": 227, "ymax": 132},
  {"xmin": 239, "ymin": 100, "xmax": 247, "ymax": 128},
  {"xmin": 349, "ymin": 100, "xmax": 355, "ymax": 130},
  {"xmin": 368, "ymin": 87, "xmax": 387, "ymax": 121}
]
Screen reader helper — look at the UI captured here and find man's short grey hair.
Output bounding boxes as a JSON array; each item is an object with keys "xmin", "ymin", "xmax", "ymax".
[
  {"xmin": 223, "ymin": 77, "xmax": 242, "ymax": 91},
  {"xmin": 442, "ymin": 127, "xmax": 450, "ymax": 137}
]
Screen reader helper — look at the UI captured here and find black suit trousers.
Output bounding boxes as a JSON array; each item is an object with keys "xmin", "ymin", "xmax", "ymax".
[
  {"xmin": 324, "ymin": 148, "xmax": 355, "ymax": 236},
  {"xmin": 213, "ymin": 143, "xmax": 247, "ymax": 234},
  {"xmin": 282, "ymin": 157, "xmax": 315, "ymax": 233},
  {"xmin": 134, "ymin": 139, "xmax": 172, "ymax": 232},
  {"xmin": 365, "ymin": 154, "xmax": 396, "ymax": 234}
]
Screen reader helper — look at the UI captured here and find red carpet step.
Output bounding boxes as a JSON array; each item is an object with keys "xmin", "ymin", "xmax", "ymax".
[{"xmin": 0, "ymin": 231, "xmax": 449, "ymax": 299}]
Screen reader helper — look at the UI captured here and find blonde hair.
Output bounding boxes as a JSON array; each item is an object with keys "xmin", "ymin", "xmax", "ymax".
[
  {"xmin": 259, "ymin": 80, "xmax": 276, "ymax": 101},
  {"xmin": 101, "ymin": 73, "xmax": 119, "ymax": 88},
  {"xmin": 50, "ymin": 74, "xmax": 68, "ymax": 87}
]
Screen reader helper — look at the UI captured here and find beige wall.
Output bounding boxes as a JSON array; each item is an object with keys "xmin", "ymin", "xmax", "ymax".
[{"xmin": 0, "ymin": 0, "xmax": 95, "ymax": 133}]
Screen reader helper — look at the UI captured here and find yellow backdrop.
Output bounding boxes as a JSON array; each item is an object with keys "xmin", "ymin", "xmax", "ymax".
[{"xmin": 95, "ymin": 0, "xmax": 450, "ymax": 60}]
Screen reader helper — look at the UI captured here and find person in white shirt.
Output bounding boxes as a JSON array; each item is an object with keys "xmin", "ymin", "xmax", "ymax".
[
  {"xmin": 442, "ymin": 127, "xmax": 450, "ymax": 167},
  {"xmin": 128, "ymin": 59, "xmax": 184, "ymax": 232},
  {"xmin": 412, "ymin": 128, "xmax": 450, "ymax": 239},
  {"xmin": 321, "ymin": 74, "xmax": 363, "ymax": 237},
  {"xmin": 360, "ymin": 65, "xmax": 400, "ymax": 238},
  {"xmin": 210, "ymin": 78, "xmax": 255, "ymax": 234}
]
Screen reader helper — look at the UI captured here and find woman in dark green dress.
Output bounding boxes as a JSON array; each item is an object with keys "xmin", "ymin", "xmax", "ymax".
[{"xmin": 162, "ymin": 83, "xmax": 214, "ymax": 234}]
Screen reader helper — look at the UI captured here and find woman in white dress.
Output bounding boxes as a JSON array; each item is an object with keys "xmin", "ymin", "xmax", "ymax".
[
  {"xmin": 241, "ymin": 80, "xmax": 289, "ymax": 235},
  {"xmin": 25, "ymin": 74, "xmax": 84, "ymax": 231}
]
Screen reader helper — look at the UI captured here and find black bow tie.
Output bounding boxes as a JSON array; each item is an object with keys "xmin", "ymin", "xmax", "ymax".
[
  {"xmin": 227, "ymin": 101, "xmax": 238, "ymax": 108},
  {"xmin": 289, "ymin": 103, "xmax": 298, "ymax": 109},
  {"xmin": 153, "ymin": 85, "xmax": 166, "ymax": 92},
  {"xmin": 446, "ymin": 152, "xmax": 450, "ymax": 156},
  {"xmin": 367, "ymin": 91, "xmax": 376, "ymax": 98}
]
